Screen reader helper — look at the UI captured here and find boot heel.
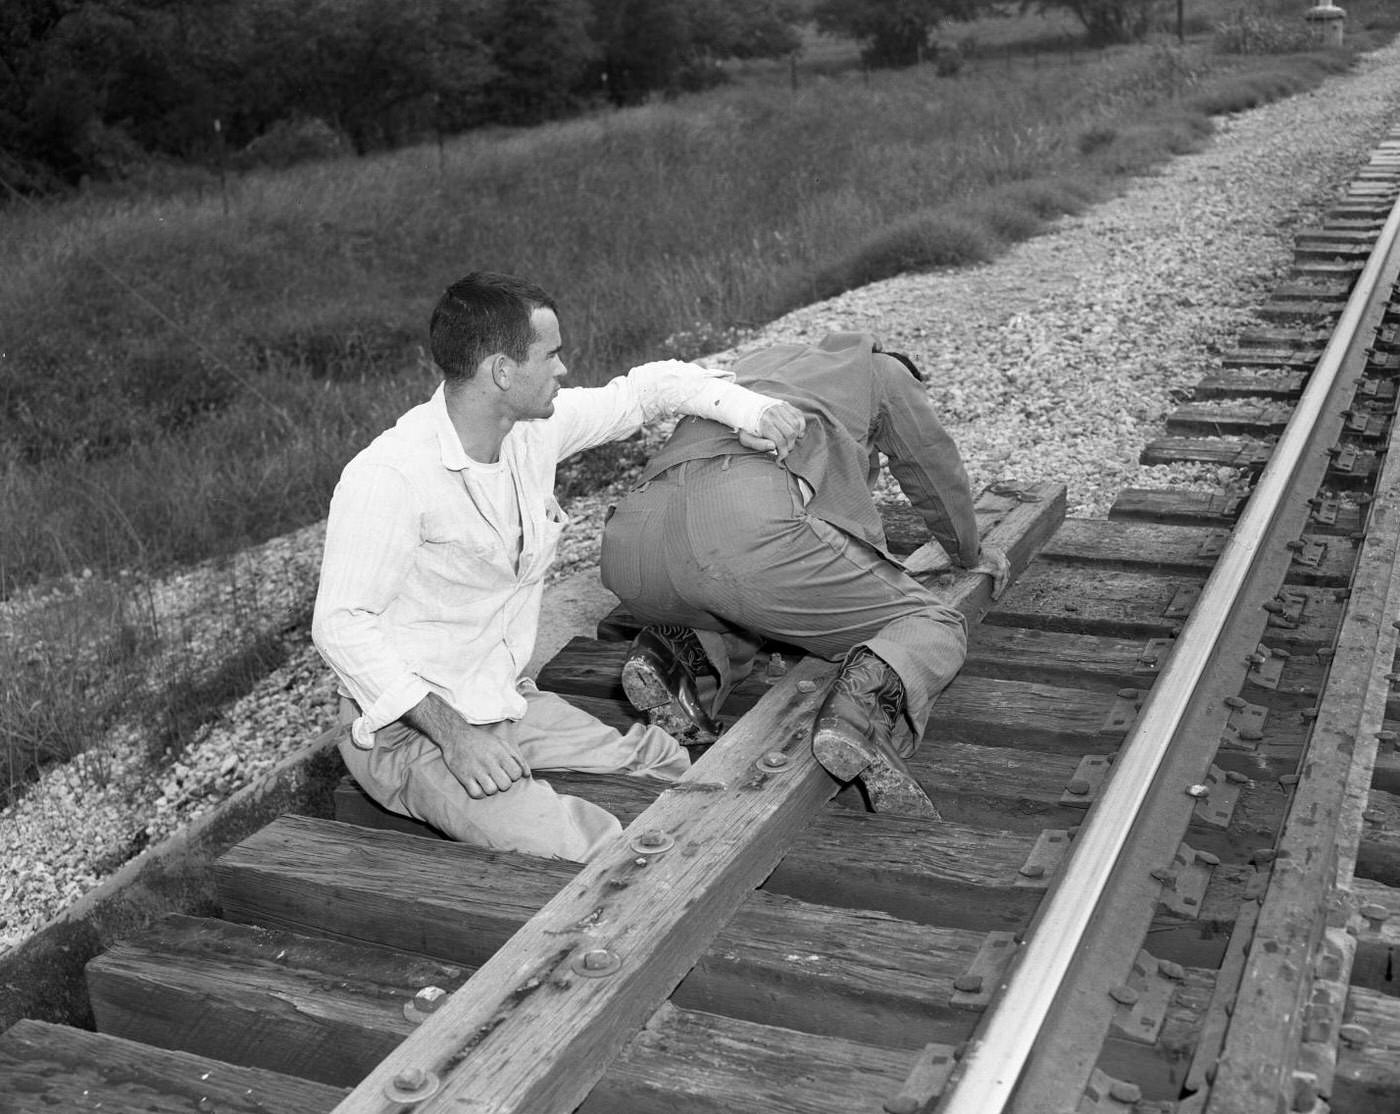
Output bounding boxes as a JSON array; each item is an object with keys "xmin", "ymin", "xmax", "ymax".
[
  {"xmin": 811, "ymin": 723, "xmax": 873, "ymax": 781},
  {"xmin": 621, "ymin": 658, "xmax": 670, "ymax": 711},
  {"xmin": 861, "ymin": 758, "xmax": 942, "ymax": 819}
]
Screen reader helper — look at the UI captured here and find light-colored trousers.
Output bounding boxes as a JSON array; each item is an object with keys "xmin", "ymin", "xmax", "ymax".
[
  {"xmin": 339, "ymin": 686, "xmax": 688, "ymax": 862},
  {"xmin": 600, "ymin": 454, "xmax": 968, "ymax": 740}
]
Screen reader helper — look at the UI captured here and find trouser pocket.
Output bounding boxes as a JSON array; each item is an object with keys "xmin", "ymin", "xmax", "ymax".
[{"xmin": 599, "ymin": 491, "xmax": 661, "ymax": 602}]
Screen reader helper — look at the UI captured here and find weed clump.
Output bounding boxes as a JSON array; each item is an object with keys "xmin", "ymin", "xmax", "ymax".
[{"xmin": 804, "ymin": 212, "xmax": 995, "ymax": 303}]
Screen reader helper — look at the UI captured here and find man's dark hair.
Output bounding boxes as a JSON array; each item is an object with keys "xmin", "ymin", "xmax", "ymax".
[
  {"xmin": 882, "ymin": 350, "xmax": 926, "ymax": 382},
  {"xmin": 429, "ymin": 271, "xmax": 557, "ymax": 383}
]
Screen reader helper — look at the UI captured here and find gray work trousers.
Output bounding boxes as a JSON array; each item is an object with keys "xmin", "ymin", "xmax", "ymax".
[
  {"xmin": 599, "ymin": 453, "xmax": 968, "ymax": 740},
  {"xmin": 339, "ymin": 686, "xmax": 687, "ymax": 862}
]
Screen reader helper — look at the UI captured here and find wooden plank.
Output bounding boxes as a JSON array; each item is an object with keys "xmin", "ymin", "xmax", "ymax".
[
  {"xmin": 328, "ymin": 768, "xmax": 1264, "ymax": 971},
  {"xmin": 985, "ymin": 565, "xmax": 1199, "ymax": 639},
  {"xmin": 1234, "ymin": 327, "xmax": 1326, "ymax": 349},
  {"xmin": 0, "ymin": 1018, "xmax": 347, "ymax": 1113},
  {"xmin": 1354, "ymin": 787, "xmax": 1400, "ymax": 888},
  {"xmin": 85, "ymin": 916, "xmax": 933, "ymax": 1114},
  {"xmin": 1140, "ymin": 436, "xmax": 1273, "ymax": 473},
  {"xmin": 87, "ymin": 914, "xmax": 470, "ymax": 1087},
  {"xmin": 260, "ymin": 486, "xmax": 1074, "ymax": 1114},
  {"xmin": 337, "ymin": 780, "xmax": 1060, "ymax": 928},
  {"xmin": 1109, "ymin": 488, "xmax": 1247, "ymax": 527},
  {"xmin": 987, "ymin": 565, "xmax": 1344, "ymax": 649},
  {"xmin": 1333, "ymin": 987, "xmax": 1400, "ymax": 1113},
  {"xmin": 585, "ymin": 1004, "xmax": 931, "ymax": 1114},
  {"xmin": 1198, "ymin": 369, "xmax": 1304, "ymax": 394},
  {"xmin": 1273, "ymin": 279, "xmax": 1353, "ymax": 299},
  {"xmin": 547, "ymin": 741, "xmax": 1095, "ymax": 838},
  {"xmin": 539, "ymin": 637, "xmax": 1135, "ymax": 756},
  {"xmin": 1020, "ymin": 519, "xmax": 1234, "ymax": 575},
  {"xmin": 1040, "ymin": 518, "xmax": 1356, "ymax": 586},
  {"xmin": 964, "ymin": 626, "xmax": 1183, "ymax": 690},
  {"xmin": 336, "ymin": 723, "xmax": 1285, "ymax": 868},
  {"xmin": 216, "ymin": 815, "xmax": 1218, "ymax": 1097},
  {"xmin": 1164, "ymin": 404, "xmax": 1292, "ymax": 438},
  {"xmin": 0, "ymin": 728, "xmax": 346, "ymax": 1033},
  {"xmin": 967, "ymin": 625, "xmax": 1330, "ymax": 701},
  {"xmin": 1140, "ymin": 438, "xmax": 1380, "ymax": 492},
  {"xmin": 218, "ymin": 816, "xmax": 987, "ymax": 1049},
  {"xmin": 1346, "ymin": 877, "xmax": 1400, "ymax": 993}
]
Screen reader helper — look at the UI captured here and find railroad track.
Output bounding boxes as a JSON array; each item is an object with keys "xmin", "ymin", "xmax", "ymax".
[{"xmin": 6, "ymin": 130, "xmax": 1400, "ymax": 1114}]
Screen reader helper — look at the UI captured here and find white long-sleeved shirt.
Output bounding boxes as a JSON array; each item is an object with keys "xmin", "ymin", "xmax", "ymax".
[{"xmin": 312, "ymin": 360, "xmax": 775, "ymax": 749}]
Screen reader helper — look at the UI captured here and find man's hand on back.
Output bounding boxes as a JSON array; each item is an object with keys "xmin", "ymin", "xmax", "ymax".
[{"xmin": 738, "ymin": 401, "xmax": 807, "ymax": 461}]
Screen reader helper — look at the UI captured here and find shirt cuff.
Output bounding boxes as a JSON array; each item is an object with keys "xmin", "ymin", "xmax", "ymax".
[
  {"xmin": 677, "ymin": 378, "xmax": 777, "ymax": 435},
  {"xmin": 348, "ymin": 673, "xmax": 432, "ymax": 749}
]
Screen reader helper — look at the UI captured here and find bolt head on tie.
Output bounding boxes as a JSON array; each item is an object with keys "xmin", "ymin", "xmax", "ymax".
[
  {"xmin": 572, "ymin": 948, "xmax": 623, "ymax": 978},
  {"xmin": 757, "ymin": 750, "xmax": 790, "ymax": 771},
  {"xmin": 403, "ymin": 985, "xmax": 448, "ymax": 1023},
  {"xmin": 384, "ymin": 1068, "xmax": 442, "ymax": 1104},
  {"xmin": 796, "ymin": 678, "xmax": 818, "ymax": 694},
  {"xmin": 1360, "ymin": 902, "xmax": 1390, "ymax": 925},
  {"xmin": 1186, "ymin": 784, "xmax": 1211, "ymax": 799},
  {"xmin": 628, "ymin": 828, "xmax": 675, "ymax": 855},
  {"xmin": 1109, "ymin": 984, "xmax": 1139, "ymax": 1006}
]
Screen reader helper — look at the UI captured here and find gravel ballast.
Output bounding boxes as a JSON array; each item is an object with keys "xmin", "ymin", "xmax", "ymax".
[{"xmin": 5, "ymin": 41, "xmax": 1400, "ymax": 956}]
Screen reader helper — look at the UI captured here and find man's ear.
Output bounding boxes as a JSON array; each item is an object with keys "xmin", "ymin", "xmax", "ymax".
[{"xmin": 487, "ymin": 354, "xmax": 511, "ymax": 390}]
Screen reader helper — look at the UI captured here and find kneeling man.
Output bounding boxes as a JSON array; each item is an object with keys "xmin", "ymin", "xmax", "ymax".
[
  {"xmin": 600, "ymin": 332, "xmax": 1007, "ymax": 816},
  {"xmin": 312, "ymin": 271, "xmax": 802, "ymax": 861}
]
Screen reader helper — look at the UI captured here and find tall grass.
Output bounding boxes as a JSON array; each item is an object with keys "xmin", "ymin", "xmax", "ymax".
[{"xmin": 4, "ymin": 28, "xmax": 1375, "ymax": 594}]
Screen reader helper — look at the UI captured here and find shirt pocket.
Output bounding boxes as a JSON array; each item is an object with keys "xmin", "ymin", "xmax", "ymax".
[
  {"xmin": 417, "ymin": 511, "xmax": 511, "ymax": 596},
  {"xmin": 521, "ymin": 494, "xmax": 570, "ymax": 582}
]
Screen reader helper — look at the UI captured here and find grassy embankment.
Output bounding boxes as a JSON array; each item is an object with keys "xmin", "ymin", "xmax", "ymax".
[{"xmin": 2, "ymin": 1, "xmax": 1396, "ymax": 801}]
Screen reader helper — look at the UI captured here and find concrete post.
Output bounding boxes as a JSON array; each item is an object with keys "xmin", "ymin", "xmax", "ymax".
[{"xmin": 1304, "ymin": 3, "xmax": 1346, "ymax": 48}]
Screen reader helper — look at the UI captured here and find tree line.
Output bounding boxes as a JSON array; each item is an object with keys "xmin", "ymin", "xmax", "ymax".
[{"xmin": 1, "ymin": 0, "xmax": 1159, "ymax": 194}]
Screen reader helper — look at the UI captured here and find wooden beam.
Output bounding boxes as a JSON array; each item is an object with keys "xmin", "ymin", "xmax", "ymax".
[
  {"xmin": 87, "ymin": 914, "xmax": 470, "ymax": 1088},
  {"xmin": 217, "ymin": 815, "xmax": 988, "ymax": 1049},
  {"xmin": 319, "ymin": 482, "xmax": 1065, "ymax": 1114},
  {"xmin": 0, "ymin": 1019, "xmax": 346, "ymax": 1113},
  {"xmin": 585, "ymin": 1003, "xmax": 932, "ymax": 1114}
]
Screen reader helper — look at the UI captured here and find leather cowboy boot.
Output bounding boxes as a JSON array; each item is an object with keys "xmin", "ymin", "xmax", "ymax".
[
  {"xmin": 622, "ymin": 625, "xmax": 722, "ymax": 750},
  {"xmin": 811, "ymin": 648, "xmax": 940, "ymax": 818}
]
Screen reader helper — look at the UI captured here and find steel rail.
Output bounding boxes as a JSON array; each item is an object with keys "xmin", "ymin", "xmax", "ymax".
[{"xmin": 937, "ymin": 186, "xmax": 1400, "ymax": 1114}]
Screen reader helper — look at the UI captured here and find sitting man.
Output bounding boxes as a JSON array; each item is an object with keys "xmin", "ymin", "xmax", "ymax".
[
  {"xmin": 312, "ymin": 271, "xmax": 804, "ymax": 862},
  {"xmin": 599, "ymin": 331, "xmax": 1007, "ymax": 816}
]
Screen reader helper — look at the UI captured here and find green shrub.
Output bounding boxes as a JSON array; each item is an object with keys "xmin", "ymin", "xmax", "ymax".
[{"xmin": 1214, "ymin": 11, "xmax": 1318, "ymax": 55}]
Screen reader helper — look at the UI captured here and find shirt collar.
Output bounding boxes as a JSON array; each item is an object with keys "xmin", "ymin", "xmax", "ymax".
[{"xmin": 430, "ymin": 383, "xmax": 472, "ymax": 472}]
